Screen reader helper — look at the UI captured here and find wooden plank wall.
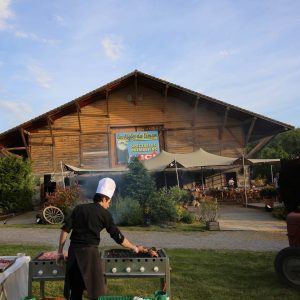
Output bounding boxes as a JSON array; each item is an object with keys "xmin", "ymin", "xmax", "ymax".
[{"xmin": 29, "ymin": 83, "xmax": 246, "ymax": 174}]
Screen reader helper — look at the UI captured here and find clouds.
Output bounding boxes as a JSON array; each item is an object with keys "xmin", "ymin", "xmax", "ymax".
[
  {"xmin": 0, "ymin": 100, "xmax": 32, "ymax": 129},
  {"xmin": 101, "ymin": 35, "xmax": 124, "ymax": 61},
  {"xmin": 0, "ymin": 0, "xmax": 13, "ymax": 30},
  {"xmin": 27, "ymin": 64, "xmax": 52, "ymax": 89}
]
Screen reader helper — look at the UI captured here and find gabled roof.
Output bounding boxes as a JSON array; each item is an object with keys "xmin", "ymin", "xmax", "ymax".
[{"xmin": 0, "ymin": 70, "xmax": 294, "ymax": 146}]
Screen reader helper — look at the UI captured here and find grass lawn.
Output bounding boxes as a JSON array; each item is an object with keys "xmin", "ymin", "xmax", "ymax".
[
  {"xmin": 1, "ymin": 245, "xmax": 299, "ymax": 300},
  {"xmin": 1, "ymin": 222, "xmax": 206, "ymax": 231}
]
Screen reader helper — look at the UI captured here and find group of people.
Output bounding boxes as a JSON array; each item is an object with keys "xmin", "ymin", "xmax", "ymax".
[{"xmin": 56, "ymin": 177, "xmax": 143, "ymax": 300}]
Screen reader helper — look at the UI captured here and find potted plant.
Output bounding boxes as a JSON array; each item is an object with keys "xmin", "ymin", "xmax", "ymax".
[
  {"xmin": 200, "ymin": 196, "xmax": 220, "ymax": 230},
  {"xmin": 260, "ymin": 186, "xmax": 277, "ymax": 211}
]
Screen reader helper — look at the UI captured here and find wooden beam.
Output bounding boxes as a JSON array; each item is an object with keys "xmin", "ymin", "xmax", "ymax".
[
  {"xmin": 30, "ymin": 142, "xmax": 53, "ymax": 146},
  {"xmin": 245, "ymin": 117, "xmax": 257, "ymax": 145},
  {"xmin": 134, "ymin": 72, "xmax": 138, "ymax": 105},
  {"xmin": 79, "ymin": 113, "xmax": 108, "ymax": 118},
  {"xmin": 226, "ymin": 127, "xmax": 244, "ymax": 147},
  {"xmin": 76, "ymin": 101, "xmax": 83, "ymax": 166},
  {"xmin": 106, "ymin": 90, "xmax": 110, "ymax": 117},
  {"xmin": 192, "ymin": 96, "xmax": 200, "ymax": 150},
  {"xmin": 30, "ymin": 131, "xmax": 110, "ymax": 138},
  {"xmin": 23, "ymin": 129, "xmax": 31, "ymax": 136},
  {"xmin": 219, "ymin": 106, "xmax": 230, "ymax": 140},
  {"xmin": 49, "ymin": 127, "xmax": 81, "ymax": 132},
  {"xmin": 47, "ymin": 117, "xmax": 55, "ymax": 171},
  {"xmin": 192, "ymin": 96, "xmax": 200, "ymax": 126},
  {"xmin": 6, "ymin": 147, "xmax": 26, "ymax": 150},
  {"xmin": 162, "ymin": 84, "xmax": 169, "ymax": 113},
  {"xmin": 19, "ymin": 128, "xmax": 30, "ymax": 158},
  {"xmin": 246, "ymin": 135, "xmax": 274, "ymax": 158}
]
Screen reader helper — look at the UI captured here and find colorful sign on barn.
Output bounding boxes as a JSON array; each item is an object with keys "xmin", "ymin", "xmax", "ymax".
[{"xmin": 115, "ymin": 131, "xmax": 160, "ymax": 164}]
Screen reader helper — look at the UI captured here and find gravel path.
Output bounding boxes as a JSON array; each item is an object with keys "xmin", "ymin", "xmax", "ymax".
[{"xmin": 0, "ymin": 204, "xmax": 290, "ymax": 252}]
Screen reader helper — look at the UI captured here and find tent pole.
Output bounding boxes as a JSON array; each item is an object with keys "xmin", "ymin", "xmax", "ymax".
[
  {"xmin": 243, "ymin": 155, "xmax": 247, "ymax": 207},
  {"xmin": 271, "ymin": 165, "xmax": 274, "ymax": 183},
  {"xmin": 60, "ymin": 161, "xmax": 65, "ymax": 189},
  {"xmin": 164, "ymin": 171, "xmax": 167, "ymax": 188},
  {"xmin": 175, "ymin": 158, "xmax": 180, "ymax": 187},
  {"xmin": 201, "ymin": 167, "xmax": 205, "ymax": 190}
]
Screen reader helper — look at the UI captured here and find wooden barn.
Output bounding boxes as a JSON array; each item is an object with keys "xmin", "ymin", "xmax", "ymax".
[{"xmin": 0, "ymin": 70, "xmax": 294, "ymax": 180}]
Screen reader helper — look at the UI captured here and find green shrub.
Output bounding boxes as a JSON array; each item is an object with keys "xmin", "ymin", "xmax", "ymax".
[
  {"xmin": 110, "ymin": 196, "xmax": 143, "ymax": 226},
  {"xmin": 45, "ymin": 183, "xmax": 82, "ymax": 214},
  {"xmin": 260, "ymin": 186, "xmax": 277, "ymax": 198},
  {"xmin": 272, "ymin": 205, "xmax": 287, "ymax": 220},
  {"xmin": 121, "ymin": 158, "xmax": 156, "ymax": 218},
  {"xmin": 0, "ymin": 156, "xmax": 34, "ymax": 213},
  {"xmin": 180, "ymin": 209, "xmax": 194, "ymax": 224},
  {"xmin": 147, "ymin": 188, "xmax": 178, "ymax": 224},
  {"xmin": 200, "ymin": 197, "xmax": 219, "ymax": 222},
  {"xmin": 168, "ymin": 186, "xmax": 190, "ymax": 204}
]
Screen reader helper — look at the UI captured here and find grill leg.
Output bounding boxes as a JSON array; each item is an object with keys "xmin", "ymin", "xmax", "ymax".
[{"xmin": 40, "ymin": 281, "xmax": 45, "ymax": 299}]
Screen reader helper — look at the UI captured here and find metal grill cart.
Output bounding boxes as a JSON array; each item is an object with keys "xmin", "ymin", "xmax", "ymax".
[
  {"xmin": 101, "ymin": 248, "xmax": 171, "ymax": 298},
  {"xmin": 28, "ymin": 252, "xmax": 66, "ymax": 299}
]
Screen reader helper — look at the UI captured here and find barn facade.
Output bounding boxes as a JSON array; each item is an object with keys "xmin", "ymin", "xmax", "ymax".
[{"xmin": 0, "ymin": 70, "xmax": 293, "ymax": 177}]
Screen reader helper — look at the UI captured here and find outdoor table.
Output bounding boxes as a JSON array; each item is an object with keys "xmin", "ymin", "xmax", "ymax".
[{"xmin": 0, "ymin": 256, "xmax": 30, "ymax": 300}]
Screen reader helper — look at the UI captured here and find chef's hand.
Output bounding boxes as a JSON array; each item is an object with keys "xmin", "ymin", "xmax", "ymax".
[
  {"xmin": 56, "ymin": 253, "xmax": 65, "ymax": 267},
  {"xmin": 132, "ymin": 245, "xmax": 139, "ymax": 253},
  {"xmin": 136, "ymin": 245, "xmax": 145, "ymax": 253}
]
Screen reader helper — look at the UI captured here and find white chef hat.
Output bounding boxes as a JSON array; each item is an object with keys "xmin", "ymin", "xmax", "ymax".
[{"xmin": 96, "ymin": 177, "xmax": 116, "ymax": 198}]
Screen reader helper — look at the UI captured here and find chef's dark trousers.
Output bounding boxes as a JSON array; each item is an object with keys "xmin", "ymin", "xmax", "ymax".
[{"xmin": 69, "ymin": 258, "xmax": 97, "ymax": 300}]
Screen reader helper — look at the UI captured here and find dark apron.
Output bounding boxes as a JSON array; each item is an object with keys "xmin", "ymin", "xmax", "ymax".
[{"xmin": 64, "ymin": 244, "xmax": 105, "ymax": 299}]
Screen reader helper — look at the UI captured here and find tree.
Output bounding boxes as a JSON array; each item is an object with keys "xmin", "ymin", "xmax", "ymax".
[
  {"xmin": 251, "ymin": 128, "xmax": 300, "ymax": 182},
  {"xmin": 258, "ymin": 128, "xmax": 300, "ymax": 159},
  {"xmin": 0, "ymin": 155, "xmax": 34, "ymax": 213},
  {"xmin": 121, "ymin": 157, "xmax": 156, "ymax": 218}
]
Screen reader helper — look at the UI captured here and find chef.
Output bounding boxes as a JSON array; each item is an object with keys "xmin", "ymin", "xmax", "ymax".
[{"xmin": 56, "ymin": 177, "xmax": 141, "ymax": 300}]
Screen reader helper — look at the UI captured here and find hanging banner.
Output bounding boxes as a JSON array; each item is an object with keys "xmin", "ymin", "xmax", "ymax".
[{"xmin": 115, "ymin": 131, "xmax": 160, "ymax": 164}]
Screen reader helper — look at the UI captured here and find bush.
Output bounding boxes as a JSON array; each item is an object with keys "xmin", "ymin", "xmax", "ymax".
[
  {"xmin": 147, "ymin": 188, "xmax": 178, "ymax": 224},
  {"xmin": 168, "ymin": 186, "xmax": 190, "ymax": 205},
  {"xmin": 272, "ymin": 205, "xmax": 287, "ymax": 220},
  {"xmin": 180, "ymin": 209, "xmax": 195, "ymax": 224},
  {"xmin": 109, "ymin": 196, "xmax": 143, "ymax": 226},
  {"xmin": 200, "ymin": 197, "xmax": 219, "ymax": 222},
  {"xmin": 45, "ymin": 183, "xmax": 82, "ymax": 214},
  {"xmin": 0, "ymin": 156, "xmax": 34, "ymax": 213},
  {"xmin": 260, "ymin": 186, "xmax": 277, "ymax": 198},
  {"xmin": 121, "ymin": 158, "xmax": 156, "ymax": 218}
]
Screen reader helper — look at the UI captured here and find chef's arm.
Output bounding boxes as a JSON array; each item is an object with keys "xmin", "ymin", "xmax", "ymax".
[
  {"xmin": 121, "ymin": 238, "xmax": 139, "ymax": 253},
  {"xmin": 58, "ymin": 229, "xmax": 69, "ymax": 254}
]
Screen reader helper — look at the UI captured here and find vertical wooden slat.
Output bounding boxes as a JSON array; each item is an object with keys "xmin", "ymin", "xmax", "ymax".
[
  {"xmin": 192, "ymin": 96, "xmax": 200, "ymax": 150},
  {"xmin": 106, "ymin": 90, "xmax": 110, "ymax": 118},
  {"xmin": 47, "ymin": 116, "xmax": 55, "ymax": 171},
  {"xmin": 162, "ymin": 84, "xmax": 169, "ymax": 113},
  {"xmin": 134, "ymin": 72, "xmax": 138, "ymax": 105},
  {"xmin": 219, "ymin": 106, "xmax": 230, "ymax": 154},
  {"xmin": 76, "ymin": 101, "xmax": 83, "ymax": 166}
]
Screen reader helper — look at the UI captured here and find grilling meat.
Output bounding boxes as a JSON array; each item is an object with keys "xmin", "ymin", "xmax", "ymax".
[
  {"xmin": 37, "ymin": 250, "xmax": 68, "ymax": 260},
  {"xmin": 137, "ymin": 246, "xmax": 158, "ymax": 257}
]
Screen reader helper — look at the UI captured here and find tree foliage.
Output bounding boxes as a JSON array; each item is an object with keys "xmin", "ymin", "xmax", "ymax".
[
  {"xmin": 121, "ymin": 157, "xmax": 156, "ymax": 216},
  {"xmin": 258, "ymin": 128, "xmax": 300, "ymax": 159},
  {"xmin": 0, "ymin": 155, "xmax": 34, "ymax": 213},
  {"xmin": 251, "ymin": 128, "xmax": 300, "ymax": 181}
]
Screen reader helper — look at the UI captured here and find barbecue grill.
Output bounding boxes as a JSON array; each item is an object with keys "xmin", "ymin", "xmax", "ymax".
[
  {"xmin": 28, "ymin": 252, "xmax": 66, "ymax": 299},
  {"xmin": 101, "ymin": 248, "xmax": 171, "ymax": 298},
  {"xmin": 28, "ymin": 248, "xmax": 171, "ymax": 299}
]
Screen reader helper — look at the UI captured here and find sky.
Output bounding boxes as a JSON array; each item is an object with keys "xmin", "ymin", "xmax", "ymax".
[{"xmin": 0, "ymin": 0, "xmax": 300, "ymax": 134}]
